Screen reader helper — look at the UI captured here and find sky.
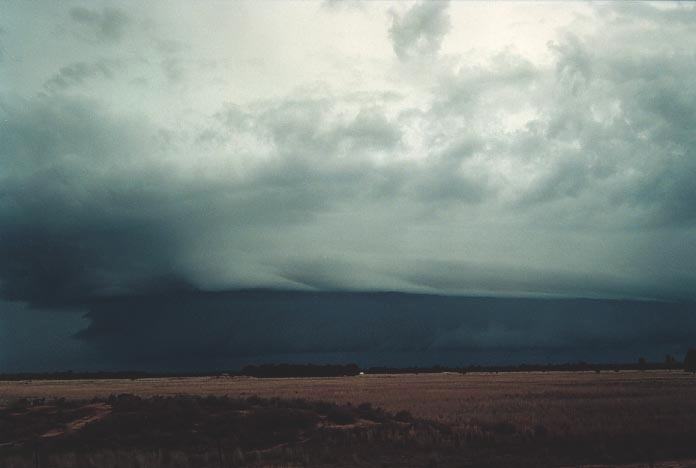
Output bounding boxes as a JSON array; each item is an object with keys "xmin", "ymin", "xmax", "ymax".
[{"xmin": 2, "ymin": 1, "xmax": 696, "ymax": 371}]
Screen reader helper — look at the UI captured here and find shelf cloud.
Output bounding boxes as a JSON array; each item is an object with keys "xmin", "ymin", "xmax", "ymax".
[{"xmin": 1, "ymin": 1, "xmax": 696, "ymax": 370}]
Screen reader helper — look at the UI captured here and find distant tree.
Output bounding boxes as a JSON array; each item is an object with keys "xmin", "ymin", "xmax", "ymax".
[
  {"xmin": 241, "ymin": 363, "xmax": 360, "ymax": 378},
  {"xmin": 665, "ymin": 354, "xmax": 677, "ymax": 370},
  {"xmin": 638, "ymin": 357, "xmax": 647, "ymax": 370},
  {"xmin": 684, "ymin": 349, "xmax": 696, "ymax": 373}
]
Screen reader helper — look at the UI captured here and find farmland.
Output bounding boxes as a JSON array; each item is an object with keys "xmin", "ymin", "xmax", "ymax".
[{"xmin": 1, "ymin": 371, "xmax": 696, "ymax": 467}]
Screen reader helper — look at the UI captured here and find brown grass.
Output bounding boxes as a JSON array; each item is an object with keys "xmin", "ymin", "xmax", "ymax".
[
  {"xmin": 2, "ymin": 371, "xmax": 696, "ymax": 466},
  {"xmin": 3, "ymin": 370, "xmax": 696, "ymax": 437}
]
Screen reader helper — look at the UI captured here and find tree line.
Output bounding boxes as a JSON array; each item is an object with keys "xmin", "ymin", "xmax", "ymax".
[{"xmin": 1, "ymin": 349, "xmax": 694, "ymax": 380}]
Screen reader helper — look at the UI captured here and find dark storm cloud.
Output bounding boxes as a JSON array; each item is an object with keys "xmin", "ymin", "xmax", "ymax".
[
  {"xmin": 3, "ymin": 1, "xmax": 696, "ymax": 312},
  {"xmin": 536, "ymin": 30, "xmax": 696, "ymax": 227},
  {"xmin": 4, "ymin": 1, "xmax": 696, "ymax": 373},
  {"xmin": 4, "ymin": 50, "xmax": 696, "ymax": 307},
  {"xmin": 2, "ymin": 290, "xmax": 693, "ymax": 372},
  {"xmin": 69, "ymin": 6, "xmax": 131, "ymax": 43},
  {"xmin": 0, "ymin": 92, "xmax": 408, "ymax": 306},
  {"xmin": 73, "ymin": 290, "xmax": 696, "ymax": 370},
  {"xmin": 389, "ymin": 1, "xmax": 451, "ymax": 61},
  {"xmin": 0, "ymin": 95, "xmax": 191, "ymax": 305}
]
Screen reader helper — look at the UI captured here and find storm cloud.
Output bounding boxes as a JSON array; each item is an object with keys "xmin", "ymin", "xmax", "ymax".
[
  {"xmin": 77, "ymin": 291, "xmax": 696, "ymax": 361},
  {"xmin": 4, "ymin": 290, "xmax": 695, "ymax": 372},
  {"xmin": 2, "ymin": 1, "xmax": 696, "ymax": 370}
]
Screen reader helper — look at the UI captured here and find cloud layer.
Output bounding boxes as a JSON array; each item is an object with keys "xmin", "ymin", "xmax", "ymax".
[
  {"xmin": 2, "ymin": 1, "xmax": 696, "ymax": 309},
  {"xmin": 4, "ymin": 291, "xmax": 695, "ymax": 372}
]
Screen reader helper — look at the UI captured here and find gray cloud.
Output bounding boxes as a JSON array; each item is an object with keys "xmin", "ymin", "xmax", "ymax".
[
  {"xmin": 321, "ymin": 0, "xmax": 366, "ymax": 13},
  {"xmin": 3, "ymin": 1, "xmax": 696, "ymax": 374},
  {"xmin": 389, "ymin": 1, "xmax": 451, "ymax": 61},
  {"xmin": 70, "ymin": 291, "xmax": 696, "ymax": 370},
  {"xmin": 161, "ymin": 57, "xmax": 185, "ymax": 83},
  {"xmin": 44, "ymin": 60, "xmax": 118, "ymax": 90},
  {"xmin": 69, "ymin": 6, "xmax": 131, "ymax": 43},
  {"xmin": 2, "ymin": 1, "xmax": 696, "ymax": 311},
  {"xmin": 0, "ymin": 91, "xmax": 407, "ymax": 305},
  {"xmin": 0, "ymin": 95, "xmax": 188, "ymax": 305}
]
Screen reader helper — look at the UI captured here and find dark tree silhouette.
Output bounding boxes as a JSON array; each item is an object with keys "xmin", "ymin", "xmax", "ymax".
[
  {"xmin": 665, "ymin": 354, "xmax": 677, "ymax": 369},
  {"xmin": 241, "ymin": 363, "xmax": 360, "ymax": 378},
  {"xmin": 684, "ymin": 349, "xmax": 696, "ymax": 373}
]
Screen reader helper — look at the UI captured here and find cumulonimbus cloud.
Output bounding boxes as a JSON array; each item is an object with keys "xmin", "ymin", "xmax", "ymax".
[{"xmin": 1, "ymin": 2, "xmax": 696, "ymax": 310}]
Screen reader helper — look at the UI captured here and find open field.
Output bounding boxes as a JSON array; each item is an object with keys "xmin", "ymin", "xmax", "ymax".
[
  {"xmin": 2, "ymin": 371, "xmax": 696, "ymax": 467},
  {"xmin": 3, "ymin": 370, "xmax": 696, "ymax": 437}
]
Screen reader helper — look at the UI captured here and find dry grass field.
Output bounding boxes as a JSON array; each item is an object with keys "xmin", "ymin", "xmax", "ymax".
[
  {"xmin": 3, "ymin": 370, "xmax": 696, "ymax": 437},
  {"xmin": 2, "ymin": 370, "xmax": 696, "ymax": 467}
]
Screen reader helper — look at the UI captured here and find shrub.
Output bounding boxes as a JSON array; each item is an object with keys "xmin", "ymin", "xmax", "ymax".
[
  {"xmin": 394, "ymin": 410, "xmax": 413, "ymax": 422},
  {"xmin": 326, "ymin": 406, "xmax": 356, "ymax": 425},
  {"xmin": 7, "ymin": 398, "xmax": 29, "ymax": 411}
]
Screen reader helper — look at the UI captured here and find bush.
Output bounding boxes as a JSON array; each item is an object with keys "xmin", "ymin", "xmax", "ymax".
[
  {"xmin": 326, "ymin": 407, "xmax": 356, "ymax": 425},
  {"xmin": 7, "ymin": 398, "xmax": 29, "ymax": 411},
  {"xmin": 356, "ymin": 402, "xmax": 387, "ymax": 422},
  {"xmin": 394, "ymin": 410, "xmax": 413, "ymax": 422}
]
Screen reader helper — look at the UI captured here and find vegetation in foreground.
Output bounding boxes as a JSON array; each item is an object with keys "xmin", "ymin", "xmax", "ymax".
[{"xmin": 1, "ymin": 390, "xmax": 696, "ymax": 468}]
